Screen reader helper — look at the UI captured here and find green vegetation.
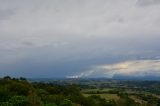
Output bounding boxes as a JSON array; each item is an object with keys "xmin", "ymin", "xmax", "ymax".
[
  {"xmin": 83, "ymin": 94, "xmax": 120, "ymax": 100},
  {"xmin": 0, "ymin": 76, "xmax": 160, "ymax": 106}
]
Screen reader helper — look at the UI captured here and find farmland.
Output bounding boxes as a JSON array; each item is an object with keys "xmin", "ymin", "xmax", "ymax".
[{"xmin": 0, "ymin": 77, "xmax": 160, "ymax": 106}]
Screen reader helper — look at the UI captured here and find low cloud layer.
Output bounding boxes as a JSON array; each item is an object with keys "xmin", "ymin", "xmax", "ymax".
[{"xmin": 69, "ymin": 59, "xmax": 160, "ymax": 78}]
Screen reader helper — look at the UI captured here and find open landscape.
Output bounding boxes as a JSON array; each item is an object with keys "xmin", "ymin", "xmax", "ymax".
[
  {"xmin": 1, "ymin": 0, "xmax": 160, "ymax": 106},
  {"xmin": 0, "ymin": 76, "xmax": 160, "ymax": 106}
]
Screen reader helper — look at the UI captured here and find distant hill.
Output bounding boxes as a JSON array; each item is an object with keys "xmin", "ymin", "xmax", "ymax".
[{"xmin": 112, "ymin": 75, "xmax": 160, "ymax": 81}]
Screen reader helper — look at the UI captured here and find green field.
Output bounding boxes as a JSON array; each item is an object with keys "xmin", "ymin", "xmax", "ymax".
[
  {"xmin": 129, "ymin": 95, "xmax": 147, "ymax": 104},
  {"xmin": 82, "ymin": 88, "xmax": 114, "ymax": 93},
  {"xmin": 83, "ymin": 94, "xmax": 120, "ymax": 100}
]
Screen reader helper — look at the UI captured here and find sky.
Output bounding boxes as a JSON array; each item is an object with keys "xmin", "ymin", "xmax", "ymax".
[{"xmin": 0, "ymin": 0, "xmax": 160, "ymax": 78}]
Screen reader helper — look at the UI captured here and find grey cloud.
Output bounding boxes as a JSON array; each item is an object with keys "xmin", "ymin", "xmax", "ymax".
[
  {"xmin": 21, "ymin": 41, "xmax": 35, "ymax": 47},
  {"xmin": 0, "ymin": 0, "xmax": 160, "ymax": 77},
  {"xmin": 0, "ymin": 9, "xmax": 15, "ymax": 20},
  {"xmin": 136, "ymin": 0, "xmax": 160, "ymax": 6}
]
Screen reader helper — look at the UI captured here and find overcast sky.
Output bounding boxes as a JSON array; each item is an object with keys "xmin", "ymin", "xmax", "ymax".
[{"xmin": 0, "ymin": 0, "xmax": 160, "ymax": 78}]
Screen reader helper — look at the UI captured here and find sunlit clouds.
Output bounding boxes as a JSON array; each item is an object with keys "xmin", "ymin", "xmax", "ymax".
[{"xmin": 70, "ymin": 60, "xmax": 160, "ymax": 78}]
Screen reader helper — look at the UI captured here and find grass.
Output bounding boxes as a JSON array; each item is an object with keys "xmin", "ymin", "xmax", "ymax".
[
  {"xmin": 129, "ymin": 95, "xmax": 147, "ymax": 104},
  {"xmin": 81, "ymin": 88, "xmax": 114, "ymax": 93},
  {"xmin": 83, "ymin": 94, "xmax": 120, "ymax": 100}
]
